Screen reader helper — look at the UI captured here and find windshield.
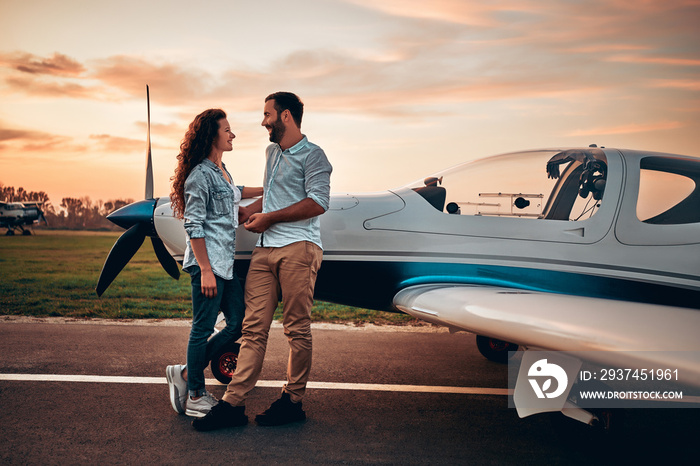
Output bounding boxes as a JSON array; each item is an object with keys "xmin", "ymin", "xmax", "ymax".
[{"xmin": 403, "ymin": 148, "xmax": 607, "ymax": 221}]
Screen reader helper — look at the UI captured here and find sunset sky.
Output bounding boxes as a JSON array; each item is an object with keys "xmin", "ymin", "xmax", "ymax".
[{"xmin": 1, "ymin": 0, "xmax": 699, "ymax": 207}]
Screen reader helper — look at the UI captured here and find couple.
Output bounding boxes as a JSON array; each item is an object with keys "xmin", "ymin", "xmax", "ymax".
[{"xmin": 166, "ymin": 92, "xmax": 333, "ymax": 431}]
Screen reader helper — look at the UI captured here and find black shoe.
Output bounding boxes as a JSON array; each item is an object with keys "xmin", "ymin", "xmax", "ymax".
[
  {"xmin": 192, "ymin": 400, "xmax": 248, "ymax": 432},
  {"xmin": 255, "ymin": 392, "xmax": 306, "ymax": 426}
]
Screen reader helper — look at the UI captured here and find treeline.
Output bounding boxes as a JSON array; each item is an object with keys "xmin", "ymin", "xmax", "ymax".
[{"xmin": 1, "ymin": 184, "xmax": 134, "ymax": 231}]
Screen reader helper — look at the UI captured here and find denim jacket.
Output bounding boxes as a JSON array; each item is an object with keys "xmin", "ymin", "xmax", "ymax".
[{"xmin": 182, "ymin": 159, "xmax": 242, "ymax": 280}]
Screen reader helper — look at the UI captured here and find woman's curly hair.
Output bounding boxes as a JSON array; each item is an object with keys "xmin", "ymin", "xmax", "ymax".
[{"xmin": 170, "ymin": 109, "xmax": 227, "ymax": 219}]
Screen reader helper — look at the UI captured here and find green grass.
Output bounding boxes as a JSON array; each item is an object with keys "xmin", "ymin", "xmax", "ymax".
[{"xmin": 0, "ymin": 231, "xmax": 420, "ymax": 325}]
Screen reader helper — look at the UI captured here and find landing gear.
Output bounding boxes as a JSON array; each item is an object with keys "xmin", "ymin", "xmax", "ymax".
[
  {"xmin": 210, "ymin": 342, "xmax": 240, "ymax": 384},
  {"xmin": 3, "ymin": 227, "xmax": 32, "ymax": 236},
  {"xmin": 476, "ymin": 335, "xmax": 518, "ymax": 363}
]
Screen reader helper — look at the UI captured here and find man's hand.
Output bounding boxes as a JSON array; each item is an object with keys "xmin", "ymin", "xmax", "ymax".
[
  {"xmin": 244, "ymin": 198, "xmax": 325, "ymax": 234},
  {"xmin": 244, "ymin": 213, "xmax": 273, "ymax": 233}
]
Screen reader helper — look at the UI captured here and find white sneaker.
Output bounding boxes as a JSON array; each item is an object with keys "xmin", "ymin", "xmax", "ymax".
[
  {"xmin": 186, "ymin": 391, "xmax": 219, "ymax": 418},
  {"xmin": 166, "ymin": 364, "xmax": 187, "ymax": 415}
]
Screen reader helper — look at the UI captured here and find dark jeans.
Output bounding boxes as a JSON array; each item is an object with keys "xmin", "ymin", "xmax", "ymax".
[{"xmin": 186, "ymin": 266, "xmax": 245, "ymax": 396}]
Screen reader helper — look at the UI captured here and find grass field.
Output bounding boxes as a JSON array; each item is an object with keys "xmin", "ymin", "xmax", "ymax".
[{"xmin": 0, "ymin": 231, "xmax": 420, "ymax": 325}]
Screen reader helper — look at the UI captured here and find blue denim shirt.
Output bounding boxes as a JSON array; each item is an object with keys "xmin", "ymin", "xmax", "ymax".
[
  {"xmin": 259, "ymin": 136, "xmax": 332, "ymax": 249},
  {"xmin": 182, "ymin": 159, "xmax": 242, "ymax": 280}
]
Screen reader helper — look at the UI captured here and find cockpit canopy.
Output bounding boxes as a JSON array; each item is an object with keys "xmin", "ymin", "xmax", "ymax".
[{"xmin": 405, "ymin": 148, "xmax": 607, "ymax": 222}]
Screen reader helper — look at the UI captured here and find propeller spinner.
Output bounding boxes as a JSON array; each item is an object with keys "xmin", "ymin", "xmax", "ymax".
[{"xmin": 95, "ymin": 86, "xmax": 180, "ymax": 296}]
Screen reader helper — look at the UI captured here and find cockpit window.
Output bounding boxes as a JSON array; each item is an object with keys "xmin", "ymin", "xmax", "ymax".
[
  {"xmin": 406, "ymin": 149, "xmax": 607, "ymax": 221},
  {"xmin": 638, "ymin": 157, "xmax": 700, "ymax": 224}
]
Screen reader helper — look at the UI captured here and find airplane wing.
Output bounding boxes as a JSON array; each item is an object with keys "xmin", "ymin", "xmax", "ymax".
[{"xmin": 393, "ymin": 284, "xmax": 700, "ymax": 389}]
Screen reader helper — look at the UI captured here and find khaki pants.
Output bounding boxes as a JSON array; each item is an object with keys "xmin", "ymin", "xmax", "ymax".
[{"xmin": 222, "ymin": 241, "xmax": 323, "ymax": 406}]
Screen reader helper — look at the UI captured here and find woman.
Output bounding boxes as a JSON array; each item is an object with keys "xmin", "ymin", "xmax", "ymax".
[{"xmin": 166, "ymin": 109, "xmax": 262, "ymax": 418}]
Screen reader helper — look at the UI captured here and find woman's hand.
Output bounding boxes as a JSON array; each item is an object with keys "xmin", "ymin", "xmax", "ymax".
[
  {"xmin": 238, "ymin": 205, "xmax": 252, "ymax": 224},
  {"xmin": 200, "ymin": 268, "xmax": 218, "ymax": 299}
]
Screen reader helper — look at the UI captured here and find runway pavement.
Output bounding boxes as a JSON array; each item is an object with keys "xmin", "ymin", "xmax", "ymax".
[{"xmin": 0, "ymin": 318, "xmax": 696, "ymax": 464}]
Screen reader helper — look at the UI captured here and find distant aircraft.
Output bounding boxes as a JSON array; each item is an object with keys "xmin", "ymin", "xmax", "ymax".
[
  {"xmin": 97, "ymin": 88, "xmax": 700, "ymax": 428},
  {"xmin": 0, "ymin": 201, "xmax": 47, "ymax": 235}
]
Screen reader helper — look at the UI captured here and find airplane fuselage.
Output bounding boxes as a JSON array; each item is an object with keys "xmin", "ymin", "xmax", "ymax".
[
  {"xmin": 150, "ymin": 147, "xmax": 700, "ymax": 313},
  {"xmin": 0, "ymin": 202, "xmax": 43, "ymax": 233}
]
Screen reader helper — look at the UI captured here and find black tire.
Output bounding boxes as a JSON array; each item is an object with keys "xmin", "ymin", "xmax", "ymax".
[
  {"xmin": 210, "ymin": 342, "xmax": 240, "ymax": 384},
  {"xmin": 476, "ymin": 335, "xmax": 518, "ymax": 363}
]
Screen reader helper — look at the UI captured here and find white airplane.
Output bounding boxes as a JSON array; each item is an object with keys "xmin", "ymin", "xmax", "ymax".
[
  {"xmin": 97, "ymin": 90, "xmax": 700, "ymax": 427},
  {"xmin": 0, "ymin": 201, "xmax": 47, "ymax": 235}
]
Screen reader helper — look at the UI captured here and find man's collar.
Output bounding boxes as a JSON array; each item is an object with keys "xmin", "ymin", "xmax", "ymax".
[{"xmin": 280, "ymin": 135, "xmax": 308, "ymax": 154}]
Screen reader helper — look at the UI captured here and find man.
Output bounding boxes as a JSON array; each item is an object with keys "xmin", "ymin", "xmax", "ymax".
[{"xmin": 193, "ymin": 92, "xmax": 332, "ymax": 431}]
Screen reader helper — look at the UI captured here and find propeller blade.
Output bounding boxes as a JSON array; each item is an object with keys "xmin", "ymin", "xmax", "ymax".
[
  {"xmin": 151, "ymin": 236, "xmax": 180, "ymax": 280},
  {"xmin": 95, "ymin": 224, "xmax": 146, "ymax": 296},
  {"xmin": 145, "ymin": 85, "xmax": 154, "ymax": 200}
]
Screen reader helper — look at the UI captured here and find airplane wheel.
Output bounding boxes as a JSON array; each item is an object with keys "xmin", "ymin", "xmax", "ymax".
[
  {"xmin": 22, "ymin": 230, "xmax": 31, "ymax": 236},
  {"xmin": 476, "ymin": 335, "xmax": 518, "ymax": 363},
  {"xmin": 210, "ymin": 342, "xmax": 240, "ymax": 384},
  {"xmin": 5, "ymin": 230, "xmax": 14, "ymax": 236}
]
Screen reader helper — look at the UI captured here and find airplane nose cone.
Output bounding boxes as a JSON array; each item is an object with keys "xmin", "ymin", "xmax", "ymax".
[{"xmin": 107, "ymin": 199, "xmax": 157, "ymax": 233}]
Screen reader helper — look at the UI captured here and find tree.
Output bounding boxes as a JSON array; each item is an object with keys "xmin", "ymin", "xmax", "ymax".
[{"xmin": 2, "ymin": 184, "xmax": 133, "ymax": 230}]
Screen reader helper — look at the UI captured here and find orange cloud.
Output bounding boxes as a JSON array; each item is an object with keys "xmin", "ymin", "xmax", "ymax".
[
  {"xmin": 0, "ymin": 52, "xmax": 101, "ymax": 99},
  {"xmin": 0, "ymin": 127, "xmax": 35, "ymax": 142},
  {"xmin": 567, "ymin": 121, "xmax": 683, "ymax": 137},
  {"xmin": 92, "ymin": 55, "xmax": 219, "ymax": 104},
  {"xmin": 0, "ymin": 51, "xmax": 85, "ymax": 76},
  {"xmin": 343, "ymin": 0, "xmax": 534, "ymax": 27},
  {"xmin": 4, "ymin": 75, "xmax": 96, "ymax": 99},
  {"xmin": 0, "ymin": 123, "xmax": 86, "ymax": 157},
  {"xmin": 649, "ymin": 79, "xmax": 700, "ymax": 91},
  {"xmin": 607, "ymin": 54, "xmax": 700, "ymax": 66},
  {"xmin": 566, "ymin": 44, "xmax": 650, "ymax": 54},
  {"xmin": 88, "ymin": 134, "xmax": 146, "ymax": 153}
]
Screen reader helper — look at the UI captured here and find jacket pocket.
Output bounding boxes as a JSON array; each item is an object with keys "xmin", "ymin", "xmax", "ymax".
[{"xmin": 211, "ymin": 190, "xmax": 233, "ymax": 216}]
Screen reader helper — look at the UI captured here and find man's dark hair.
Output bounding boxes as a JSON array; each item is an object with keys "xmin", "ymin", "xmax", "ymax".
[{"xmin": 266, "ymin": 91, "xmax": 303, "ymax": 127}]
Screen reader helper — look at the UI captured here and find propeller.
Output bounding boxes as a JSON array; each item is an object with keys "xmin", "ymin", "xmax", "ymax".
[
  {"xmin": 38, "ymin": 208, "xmax": 48, "ymax": 226},
  {"xmin": 32, "ymin": 203, "xmax": 48, "ymax": 226},
  {"xmin": 96, "ymin": 85, "xmax": 180, "ymax": 297},
  {"xmin": 145, "ymin": 85, "xmax": 154, "ymax": 200}
]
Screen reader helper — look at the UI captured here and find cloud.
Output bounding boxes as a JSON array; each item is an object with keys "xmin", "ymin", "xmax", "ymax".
[
  {"xmin": 0, "ymin": 51, "xmax": 85, "ymax": 76},
  {"xmin": 344, "ymin": 0, "xmax": 700, "ymax": 55},
  {"xmin": 649, "ymin": 79, "xmax": 700, "ymax": 91},
  {"xmin": 0, "ymin": 52, "xmax": 101, "ymax": 99},
  {"xmin": 92, "ymin": 55, "xmax": 219, "ymax": 104},
  {"xmin": 343, "ymin": 0, "xmax": 536, "ymax": 27},
  {"xmin": 0, "ymin": 123, "xmax": 84, "ymax": 157},
  {"xmin": 0, "ymin": 128, "xmax": 35, "ymax": 142},
  {"xmin": 567, "ymin": 121, "xmax": 683, "ymax": 137},
  {"xmin": 89, "ymin": 134, "xmax": 146, "ymax": 153},
  {"xmin": 0, "ymin": 126, "xmax": 63, "ymax": 146},
  {"xmin": 4, "ymin": 75, "xmax": 97, "ymax": 99},
  {"xmin": 607, "ymin": 54, "xmax": 700, "ymax": 66},
  {"xmin": 1, "ymin": 0, "xmax": 698, "ymax": 124}
]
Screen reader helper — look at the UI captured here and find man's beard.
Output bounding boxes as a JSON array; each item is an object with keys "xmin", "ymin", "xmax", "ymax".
[{"xmin": 268, "ymin": 115, "xmax": 285, "ymax": 143}]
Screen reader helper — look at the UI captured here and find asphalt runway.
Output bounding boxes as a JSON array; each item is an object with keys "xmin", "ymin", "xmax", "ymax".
[{"xmin": 0, "ymin": 318, "xmax": 696, "ymax": 464}]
